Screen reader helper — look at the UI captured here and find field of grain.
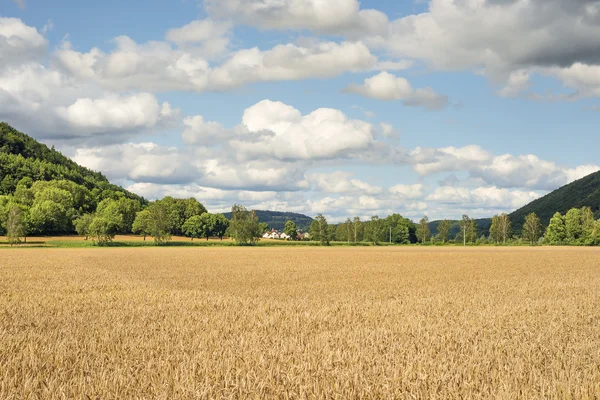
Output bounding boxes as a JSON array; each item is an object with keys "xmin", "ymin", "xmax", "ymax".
[{"xmin": 1, "ymin": 247, "xmax": 599, "ymax": 399}]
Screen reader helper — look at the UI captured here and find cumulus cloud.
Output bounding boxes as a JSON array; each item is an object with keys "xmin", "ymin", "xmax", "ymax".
[
  {"xmin": 426, "ymin": 186, "xmax": 542, "ymax": 210},
  {"xmin": 382, "ymin": 0, "xmax": 600, "ymax": 97},
  {"xmin": 410, "ymin": 145, "xmax": 600, "ymax": 190},
  {"xmin": 344, "ymin": 72, "xmax": 448, "ymax": 110},
  {"xmin": 230, "ymin": 99, "xmax": 376, "ymax": 161},
  {"xmin": 165, "ymin": 18, "xmax": 232, "ymax": 59},
  {"xmin": 0, "ymin": 63, "xmax": 177, "ymax": 141},
  {"xmin": 389, "ymin": 184, "xmax": 424, "ymax": 199},
  {"xmin": 55, "ymin": 36, "xmax": 376, "ymax": 92},
  {"xmin": 204, "ymin": 0, "xmax": 389, "ymax": 38},
  {"xmin": 0, "ymin": 17, "xmax": 47, "ymax": 66},
  {"xmin": 73, "ymin": 143, "xmax": 199, "ymax": 184},
  {"xmin": 307, "ymin": 172, "xmax": 382, "ymax": 195}
]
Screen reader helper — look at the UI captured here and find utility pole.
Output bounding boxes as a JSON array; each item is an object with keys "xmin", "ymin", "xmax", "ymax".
[{"xmin": 389, "ymin": 227, "xmax": 392, "ymax": 243}]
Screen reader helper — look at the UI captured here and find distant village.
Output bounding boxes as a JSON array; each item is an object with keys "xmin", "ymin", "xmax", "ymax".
[{"xmin": 262, "ymin": 228, "xmax": 310, "ymax": 240}]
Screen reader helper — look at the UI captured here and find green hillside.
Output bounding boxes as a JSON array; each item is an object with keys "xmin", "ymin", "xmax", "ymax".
[
  {"xmin": 0, "ymin": 122, "xmax": 144, "ymax": 202},
  {"xmin": 430, "ymin": 218, "xmax": 492, "ymax": 238},
  {"xmin": 508, "ymin": 171, "xmax": 600, "ymax": 231},
  {"xmin": 223, "ymin": 210, "xmax": 313, "ymax": 231}
]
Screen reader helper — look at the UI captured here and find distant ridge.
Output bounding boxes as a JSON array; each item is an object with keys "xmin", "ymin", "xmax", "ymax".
[{"xmin": 223, "ymin": 210, "xmax": 313, "ymax": 231}]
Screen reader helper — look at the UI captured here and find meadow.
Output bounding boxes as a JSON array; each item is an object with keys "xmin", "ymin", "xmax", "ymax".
[{"xmin": 1, "ymin": 247, "xmax": 599, "ymax": 399}]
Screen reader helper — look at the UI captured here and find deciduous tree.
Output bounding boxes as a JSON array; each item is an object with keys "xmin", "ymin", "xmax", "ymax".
[{"xmin": 523, "ymin": 212, "xmax": 542, "ymax": 246}]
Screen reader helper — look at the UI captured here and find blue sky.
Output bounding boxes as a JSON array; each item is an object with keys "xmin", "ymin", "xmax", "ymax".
[{"xmin": 1, "ymin": 0, "xmax": 600, "ymax": 221}]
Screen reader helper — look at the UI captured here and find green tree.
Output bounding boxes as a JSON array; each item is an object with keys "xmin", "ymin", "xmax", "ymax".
[
  {"xmin": 96, "ymin": 197, "xmax": 141, "ymax": 233},
  {"xmin": 155, "ymin": 197, "xmax": 207, "ymax": 236},
  {"xmin": 498, "ymin": 213, "xmax": 512, "ymax": 244},
  {"xmin": 132, "ymin": 209, "xmax": 152, "ymax": 241},
  {"xmin": 383, "ymin": 214, "xmax": 412, "ymax": 244},
  {"xmin": 352, "ymin": 216, "xmax": 362, "ymax": 243},
  {"xmin": 489, "ymin": 215, "xmax": 501, "ymax": 244},
  {"xmin": 436, "ymin": 219, "xmax": 451, "ymax": 244},
  {"xmin": 345, "ymin": 218, "xmax": 353, "ymax": 244},
  {"xmin": 416, "ymin": 216, "xmax": 430, "ymax": 244},
  {"xmin": 544, "ymin": 212, "xmax": 566, "ymax": 245},
  {"xmin": 89, "ymin": 213, "xmax": 122, "ymax": 245},
  {"xmin": 565, "ymin": 208, "xmax": 583, "ymax": 244},
  {"xmin": 212, "ymin": 214, "xmax": 229, "ymax": 240},
  {"xmin": 581, "ymin": 206, "xmax": 596, "ymax": 244},
  {"xmin": 284, "ymin": 220, "xmax": 298, "ymax": 240},
  {"xmin": 6, "ymin": 206, "xmax": 26, "ymax": 245},
  {"xmin": 182, "ymin": 214, "xmax": 211, "ymax": 241},
  {"xmin": 258, "ymin": 222, "xmax": 270, "ymax": 235},
  {"xmin": 310, "ymin": 214, "xmax": 330, "ymax": 245},
  {"xmin": 229, "ymin": 205, "xmax": 261, "ymax": 244},
  {"xmin": 522, "ymin": 212, "xmax": 542, "ymax": 245},
  {"xmin": 74, "ymin": 213, "xmax": 94, "ymax": 240},
  {"xmin": 458, "ymin": 215, "xmax": 477, "ymax": 246},
  {"xmin": 366, "ymin": 216, "xmax": 383, "ymax": 245},
  {"xmin": 148, "ymin": 203, "xmax": 172, "ymax": 244}
]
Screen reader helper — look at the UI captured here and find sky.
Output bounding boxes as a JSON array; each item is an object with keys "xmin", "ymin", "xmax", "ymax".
[{"xmin": 1, "ymin": 0, "xmax": 600, "ymax": 222}]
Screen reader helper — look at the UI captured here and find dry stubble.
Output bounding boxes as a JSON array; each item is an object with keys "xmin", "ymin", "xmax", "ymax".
[{"xmin": 1, "ymin": 247, "xmax": 599, "ymax": 399}]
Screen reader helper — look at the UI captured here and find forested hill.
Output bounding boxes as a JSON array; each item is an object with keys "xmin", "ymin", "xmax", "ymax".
[
  {"xmin": 223, "ymin": 210, "xmax": 314, "ymax": 231},
  {"xmin": 0, "ymin": 123, "xmax": 143, "ymax": 202},
  {"xmin": 508, "ymin": 170, "xmax": 600, "ymax": 231},
  {"xmin": 430, "ymin": 218, "xmax": 492, "ymax": 238}
]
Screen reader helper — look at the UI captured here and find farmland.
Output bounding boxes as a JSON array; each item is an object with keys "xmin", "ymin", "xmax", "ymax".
[{"xmin": 1, "ymin": 247, "xmax": 599, "ymax": 398}]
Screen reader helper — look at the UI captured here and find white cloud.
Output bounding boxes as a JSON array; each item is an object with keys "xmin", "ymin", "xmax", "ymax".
[
  {"xmin": 55, "ymin": 93, "xmax": 177, "ymax": 136},
  {"xmin": 55, "ymin": 36, "xmax": 376, "ymax": 92},
  {"xmin": 307, "ymin": 171, "xmax": 382, "ymax": 194},
  {"xmin": 204, "ymin": 0, "xmax": 389, "ymax": 38},
  {"xmin": 427, "ymin": 186, "xmax": 541, "ymax": 210},
  {"xmin": 73, "ymin": 143, "xmax": 199, "ymax": 184},
  {"xmin": 344, "ymin": 72, "xmax": 448, "ymax": 110},
  {"xmin": 210, "ymin": 41, "xmax": 376, "ymax": 89},
  {"xmin": 410, "ymin": 146, "xmax": 600, "ymax": 190},
  {"xmin": 182, "ymin": 115, "xmax": 231, "ymax": 145},
  {"xmin": 382, "ymin": 0, "xmax": 600, "ymax": 98},
  {"xmin": 230, "ymin": 99, "xmax": 376, "ymax": 160},
  {"xmin": 165, "ymin": 19, "xmax": 232, "ymax": 59},
  {"xmin": 0, "ymin": 17, "xmax": 47, "ymax": 66},
  {"xmin": 389, "ymin": 183, "xmax": 424, "ymax": 199}
]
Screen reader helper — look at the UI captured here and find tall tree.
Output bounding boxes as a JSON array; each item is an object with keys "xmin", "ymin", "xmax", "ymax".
[
  {"xmin": 565, "ymin": 208, "xmax": 583, "ymax": 243},
  {"xmin": 345, "ymin": 218, "xmax": 352, "ymax": 244},
  {"xmin": 6, "ymin": 206, "xmax": 26, "ymax": 245},
  {"xmin": 283, "ymin": 220, "xmax": 298, "ymax": 240},
  {"xmin": 523, "ymin": 212, "xmax": 542, "ymax": 245},
  {"xmin": 459, "ymin": 215, "xmax": 470, "ymax": 246},
  {"xmin": 367, "ymin": 215, "xmax": 383, "ymax": 245},
  {"xmin": 310, "ymin": 214, "xmax": 330, "ymax": 245},
  {"xmin": 148, "ymin": 203, "xmax": 172, "ymax": 244},
  {"xmin": 352, "ymin": 216, "xmax": 361, "ymax": 243},
  {"xmin": 74, "ymin": 213, "xmax": 94, "ymax": 240},
  {"xmin": 88, "ymin": 212, "xmax": 122, "ymax": 245},
  {"xmin": 545, "ymin": 212, "xmax": 566, "ymax": 245},
  {"xmin": 498, "ymin": 213, "xmax": 512, "ymax": 244},
  {"xmin": 212, "ymin": 214, "xmax": 229, "ymax": 240},
  {"xmin": 489, "ymin": 215, "xmax": 501, "ymax": 244},
  {"xmin": 416, "ymin": 216, "xmax": 430, "ymax": 244},
  {"xmin": 436, "ymin": 219, "xmax": 451, "ymax": 244},
  {"xmin": 229, "ymin": 205, "xmax": 261, "ymax": 244},
  {"xmin": 132, "ymin": 209, "xmax": 152, "ymax": 241}
]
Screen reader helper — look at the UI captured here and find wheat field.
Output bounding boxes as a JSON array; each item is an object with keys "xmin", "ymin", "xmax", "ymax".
[{"xmin": 0, "ymin": 247, "xmax": 599, "ymax": 399}]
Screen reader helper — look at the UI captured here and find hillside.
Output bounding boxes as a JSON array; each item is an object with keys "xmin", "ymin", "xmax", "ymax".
[
  {"xmin": 430, "ymin": 218, "xmax": 492, "ymax": 238},
  {"xmin": 508, "ymin": 170, "xmax": 600, "ymax": 231},
  {"xmin": 0, "ymin": 122, "xmax": 144, "ymax": 202},
  {"xmin": 223, "ymin": 210, "xmax": 314, "ymax": 231}
]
